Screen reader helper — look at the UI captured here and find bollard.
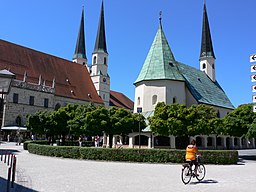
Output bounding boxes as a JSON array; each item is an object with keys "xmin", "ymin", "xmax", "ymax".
[
  {"xmin": 11, "ymin": 156, "xmax": 17, "ymax": 188},
  {"xmin": 7, "ymin": 166, "xmax": 11, "ymax": 192},
  {"xmin": 4, "ymin": 152, "xmax": 7, "ymax": 163},
  {"xmin": 10, "ymin": 154, "xmax": 13, "ymax": 169},
  {"xmin": 7, "ymin": 153, "xmax": 10, "ymax": 166}
]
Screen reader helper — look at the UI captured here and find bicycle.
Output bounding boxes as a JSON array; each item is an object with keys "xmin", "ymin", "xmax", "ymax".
[{"xmin": 181, "ymin": 155, "xmax": 206, "ymax": 184}]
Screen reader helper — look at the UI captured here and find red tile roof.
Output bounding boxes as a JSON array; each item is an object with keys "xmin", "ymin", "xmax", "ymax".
[
  {"xmin": 0, "ymin": 39, "xmax": 103, "ymax": 104},
  {"xmin": 110, "ymin": 90, "xmax": 134, "ymax": 110}
]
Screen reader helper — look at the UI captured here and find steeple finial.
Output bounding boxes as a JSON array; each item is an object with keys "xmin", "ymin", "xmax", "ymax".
[
  {"xmin": 200, "ymin": 1, "xmax": 215, "ymax": 59},
  {"xmin": 73, "ymin": 7, "xmax": 87, "ymax": 60},
  {"xmin": 93, "ymin": 0, "xmax": 107, "ymax": 53}
]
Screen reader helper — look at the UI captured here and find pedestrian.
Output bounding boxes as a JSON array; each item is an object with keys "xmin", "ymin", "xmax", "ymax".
[
  {"xmin": 95, "ymin": 135, "xmax": 100, "ymax": 147},
  {"xmin": 78, "ymin": 135, "xmax": 83, "ymax": 147}
]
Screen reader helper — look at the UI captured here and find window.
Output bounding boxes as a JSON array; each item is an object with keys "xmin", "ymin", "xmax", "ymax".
[
  {"xmin": 44, "ymin": 98, "xmax": 49, "ymax": 108},
  {"xmin": 173, "ymin": 97, "xmax": 176, "ymax": 104},
  {"xmin": 103, "ymin": 94, "xmax": 105, "ymax": 99},
  {"xmin": 217, "ymin": 110, "xmax": 220, "ymax": 118},
  {"xmin": 55, "ymin": 103, "xmax": 61, "ymax": 110},
  {"xmin": 104, "ymin": 57, "xmax": 107, "ymax": 65},
  {"xmin": 137, "ymin": 97, "xmax": 140, "ymax": 106},
  {"xmin": 29, "ymin": 96, "xmax": 34, "ymax": 106},
  {"xmin": 202, "ymin": 63, "xmax": 206, "ymax": 69},
  {"xmin": 93, "ymin": 56, "xmax": 97, "ymax": 64},
  {"xmin": 212, "ymin": 64, "xmax": 215, "ymax": 69},
  {"xmin": 152, "ymin": 95, "xmax": 157, "ymax": 105},
  {"xmin": 13, "ymin": 93, "xmax": 19, "ymax": 103}
]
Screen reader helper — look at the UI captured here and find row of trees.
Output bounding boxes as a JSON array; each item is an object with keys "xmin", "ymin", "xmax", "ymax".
[
  {"xmin": 26, "ymin": 104, "xmax": 146, "ymax": 147},
  {"xmin": 149, "ymin": 102, "xmax": 256, "ymax": 139},
  {"xmin": 26, "ymin": 102, "xmax": 256, "ymax": 147}
]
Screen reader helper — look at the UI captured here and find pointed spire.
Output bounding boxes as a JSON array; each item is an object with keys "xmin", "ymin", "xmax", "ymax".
[
  {"xmin": 73, "ymin": 7, "xmax": 87, "ymax": 60},
  {"xmin": 135, "ymin": 17, "xmax": 185, "ymax": 84},
  {"xmin": 200, "ymin": 1, "xmax": 215, "ymax": 59},
  {"xmin": 93, "ymin": 1, "xmax": 107, "ymax": 53}
]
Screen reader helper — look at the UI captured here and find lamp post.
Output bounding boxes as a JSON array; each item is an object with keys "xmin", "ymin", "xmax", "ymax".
[
  {"xmin": 137, "ymin": 107, "xmax": 142, "ymax": 149},
  {"xmin": 0, "ymin": 69, "xmax": 15, "ymax": 128}
]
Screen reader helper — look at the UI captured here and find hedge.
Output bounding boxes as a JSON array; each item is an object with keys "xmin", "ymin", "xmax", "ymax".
[{"xmin": 27, "ymin": 143, "xmax": 238, "ymax": 164}]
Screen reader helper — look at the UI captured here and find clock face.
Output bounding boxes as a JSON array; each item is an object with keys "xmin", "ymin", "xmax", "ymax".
[{"xmin": 103, "ymin": 78, "xmax": 106, "ymax": 82}]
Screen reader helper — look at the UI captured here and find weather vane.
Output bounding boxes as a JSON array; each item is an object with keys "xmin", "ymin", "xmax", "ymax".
[{"xmin": 159, "ymin": 11, "xmax": 162, "ymax": 22}]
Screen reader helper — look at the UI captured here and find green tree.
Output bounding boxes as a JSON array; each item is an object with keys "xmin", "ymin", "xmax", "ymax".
[
  {"xmin": 223, "ymin": 104, "xmax": 256, "ymax": 137},
  {"xmin": 149, "ymin": 103, "xmax": 221, "ymax": 137}
]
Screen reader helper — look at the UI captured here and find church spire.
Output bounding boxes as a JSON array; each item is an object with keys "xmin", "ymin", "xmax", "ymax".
[
  {"xmin": 200, "ymin": 1, "xmax": 215, "ymax": 59},
  {"xmin": 73, "ymin": 7, "xmax": 87, "ymax": 62},
  {"xmin": 93, "ymin": 1, "xmax": 107, "ymax": 53},
  {"xmin": 199, "ymin": 1, "xmax": 216, "ymax": 82}
]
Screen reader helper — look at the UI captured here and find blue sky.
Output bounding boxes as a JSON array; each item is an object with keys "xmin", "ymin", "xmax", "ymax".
[{"xmin": 0, "ymin": 0, "xmax": 255, "ymax": 107}]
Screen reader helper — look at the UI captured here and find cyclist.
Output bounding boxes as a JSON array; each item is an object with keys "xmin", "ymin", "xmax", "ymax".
[{"xmin": 185, "ymin": 139, "xmax": 198, "ymax": 176}]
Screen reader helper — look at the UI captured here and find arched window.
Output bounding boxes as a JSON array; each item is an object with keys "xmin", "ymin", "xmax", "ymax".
[
  {"xmin": 93, "ymin": 56, "xmax": 97, "ymax": 64},
  {"xmin": 217, "ymin": 110, "xmax": 220, "ymax": 118},
  {"xmin": 202, "ymin": 63, "xmax": 206, "ymax": 69},
  {"xmin": 104, "ymin": 57, "xmax": 107, "ymax": 65},
  {"xmin": 137, "ymin": 97, "xmax": 140, "ymax": 106},
  {"xmin": 173, "ymin": 97, "xmax": 176, "ymax": 103},
  {"xmin": 152, "ymin": 95, "xmax": 157, "ymax": 105},
  {"xmin": 55, "ymin": 103, "xmax": 61, "ymax": 111}
]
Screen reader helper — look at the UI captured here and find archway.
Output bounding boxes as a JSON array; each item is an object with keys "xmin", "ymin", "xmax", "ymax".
[{"xmin": 154, "ymin": 136, "xmax": 170, "ymax": 146}]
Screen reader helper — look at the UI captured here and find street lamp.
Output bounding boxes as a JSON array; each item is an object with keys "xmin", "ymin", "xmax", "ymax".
[
  {"xmin": 137, "ymin": 107, "xmax": 142, "ymax": 149},
  {"xmin": 0, "ymin": 69, "xmax": 15, "ymax": 128}
]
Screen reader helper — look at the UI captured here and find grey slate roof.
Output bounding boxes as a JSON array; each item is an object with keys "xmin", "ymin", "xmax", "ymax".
[
  {"xmin": 134, "ymin": 22, "xmax": 184, "ymax": 84},
  {"xmin": 73, "ymin": 8, "xmax": 87, "ymax": 60}
]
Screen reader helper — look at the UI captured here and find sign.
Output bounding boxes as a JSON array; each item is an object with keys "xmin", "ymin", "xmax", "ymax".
[
  {"xmin": 251, "ymin": 65, "xmax": 256, "ymax": 72},
  {"xmin": 250, "ymin": 54, "xmax": 256, "ymax": 62},
  {"xmin": 253, "ymin": 95, "xmax": 256, "ymax": 103},
  {"xmin": 137, "ymin": 107, "xmax": 142, "ymax": 113},
  {"xmin": 252, "ymin": 85, "xmax": 256, "ymax": 92},
  {"xmin": 253, "ymin": 105, "xmax": 256, "ymax": 112},
  {"xmin": 251, "ymin": 74, "xmax": 256, "ymax": 82}
]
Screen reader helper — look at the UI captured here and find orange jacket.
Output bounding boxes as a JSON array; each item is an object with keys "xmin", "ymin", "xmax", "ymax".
[{"xmin": 185, "ymin": 145, "xmax": 198, "ymax": 161}]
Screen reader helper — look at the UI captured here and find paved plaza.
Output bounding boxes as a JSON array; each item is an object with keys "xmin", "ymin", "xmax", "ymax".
[{"xmin": 0, "ymin": 142, "xmax": 256, "ymax": 192}]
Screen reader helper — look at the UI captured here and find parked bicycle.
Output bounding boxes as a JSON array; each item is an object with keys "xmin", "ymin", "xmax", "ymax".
[{"xmin": 181, "ymin": 155, "xmax": 206, "ymax": 184}]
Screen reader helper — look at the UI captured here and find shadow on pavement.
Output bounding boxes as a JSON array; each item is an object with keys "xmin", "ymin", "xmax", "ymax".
[
  {"xmin": 190, "ymin": 179, "xmax": 218, "ymax": 185},
  {"xmin": 0, "ymin": 149, "xmax": 20, "ymax": 154},
  {"xmin": 0, "ymin": 176, "xmax": 38, "ymax": 192},
  {"xmin": 239, "ymin": 155, "xmax": 256, "ymax": 161}
]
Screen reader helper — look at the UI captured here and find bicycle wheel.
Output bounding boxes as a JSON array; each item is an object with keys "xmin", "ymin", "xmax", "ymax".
[
  {"xmin": 196, "ymin": 164, "xmax": 206, "ymax": 181},
  {"xmin": 181, "ymin": 166, "xmax": 192, "ymax": 184}
]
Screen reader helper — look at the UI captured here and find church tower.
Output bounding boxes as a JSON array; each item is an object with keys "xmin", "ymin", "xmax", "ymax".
[
  {"xmin": 91, "ymin": 1, "xmax": 110, "ymax": 107},
  {"xmin": 199, "ymin": 2, "xmax": 216, "ymax": 82},
  {"xmin": 73, "ymin": 7, "xmax": 88, "ymax": 68}
]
